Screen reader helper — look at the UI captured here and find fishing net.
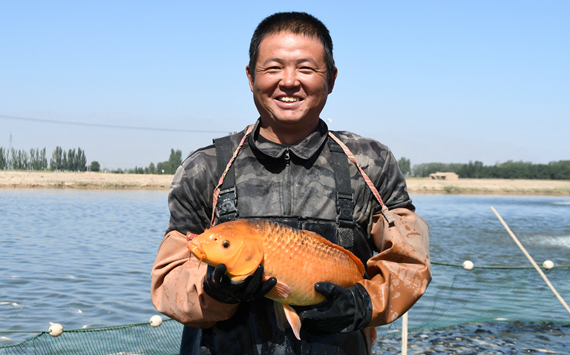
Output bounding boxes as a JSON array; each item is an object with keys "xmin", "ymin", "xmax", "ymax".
[
  {"xmin": 376, "ymin": 262, "xmax": 570, "ymax": 337},
  {"xmin": 2, "ymin": 262, "xmax": 569, "ymax": 355}
]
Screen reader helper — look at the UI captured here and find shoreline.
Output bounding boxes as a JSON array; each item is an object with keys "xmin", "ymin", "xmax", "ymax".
[{"xmin": 1, "ymin": 171, "xmax": 570, "ymax": 195}]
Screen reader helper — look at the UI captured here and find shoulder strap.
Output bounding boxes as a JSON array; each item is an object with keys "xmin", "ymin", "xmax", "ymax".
[
  {"xmin": 327, "ymin": 138, "xmax": 356, "ymax": 248},
  {"xmin": 211, "ymin": 125, "xmax": 254, "ymax": 226},
  {"xmin": 214, "ymin": 135, "xmax": 238, "ymax": 224},
  {"xmin": 328, "ymin": 132, "xmax": 395, "ymax": 227}
]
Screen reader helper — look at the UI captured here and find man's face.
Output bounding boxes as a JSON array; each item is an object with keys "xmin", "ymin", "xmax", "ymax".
[{"xmin": 247, "ymin": 32, "xmax": 337, "ymax": 140}]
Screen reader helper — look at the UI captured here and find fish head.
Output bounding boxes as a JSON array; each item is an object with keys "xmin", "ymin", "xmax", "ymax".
[{"xmin": 189, "ymin": 221, "xmax": 265, "ymax": 282}]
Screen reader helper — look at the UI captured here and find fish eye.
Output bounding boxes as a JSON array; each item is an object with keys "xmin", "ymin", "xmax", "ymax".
[{"xmin": 222, "ymin": 240, "xmax": 230, "ymax": 248}]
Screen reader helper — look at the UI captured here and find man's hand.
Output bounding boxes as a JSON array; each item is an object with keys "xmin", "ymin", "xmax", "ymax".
[
  {"xmin": 297, "ymin": 282, "xmax": 373, "ymax": 333},
  {"xmin": 202, "ymin": 264, "xmax": 277, "ymax": 304}
]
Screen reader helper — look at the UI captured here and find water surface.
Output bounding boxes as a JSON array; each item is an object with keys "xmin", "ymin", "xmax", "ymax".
[{"xmin": 1, "ymin": 190, "xmax": 569, "ymax": 345}]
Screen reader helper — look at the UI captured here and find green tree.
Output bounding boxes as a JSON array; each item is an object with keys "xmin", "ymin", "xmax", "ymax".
[
  {"xmin": 10, "ymin": 149, "xmax": 29, "ymax": 170},
  {"xmin": 473, "ymin": 161, "xmax": 483, "ymax": 178},
  {"xmin": 156, "ymin": 149, "xmax": 183, "ymax": 174},
  {"xmin": 168, "ymin": 149, "xmax": 183, "ymax": 174},
  {"xmin": 68, "ymin": 149, "xmax": 76, "ymax": 170},
  {"xmin": 398, "ymin": 157, "xmax": 411, "ymax": 177},
  {"xmin": 76, "ymin": 148, "xmax": 87, "ymax": 171},
  {"xmin": 50, "ymin": 146, "xmax": 64, "ymax": 170},
  {"xmin": 156, "ymin": 162, "xmax": 165, "ymax": 174},
  {"xmin": 40, "ymin": 148, "xmax": 48, "ymax": 170},
  {"xmin": 0, "ymin": 147, "xmax": 6, "ymax": 169},
  {"xmin": 90, "ymin": 161, "xmax": 100, "ymax": 172},
  {"xmin": 62, "ymin": 150, "xmax": 68, "ymax": 170},
  {"xmin": 148, "ymin": 162, "xmax": 156, "ymax": 174},
  {"xmin": 29, "ymin": 148, "xmax": 47, "ymax": 170}
]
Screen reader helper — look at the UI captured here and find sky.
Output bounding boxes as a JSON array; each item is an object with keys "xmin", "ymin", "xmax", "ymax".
[{"xmin": 1, "ymin": 1, "xmax": 569, "ymax": 170}]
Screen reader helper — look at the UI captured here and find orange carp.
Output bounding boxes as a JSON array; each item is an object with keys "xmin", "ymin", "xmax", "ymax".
[{"xmin": 187, "ymin": 219, "xmax": 365, "ymax": 340}]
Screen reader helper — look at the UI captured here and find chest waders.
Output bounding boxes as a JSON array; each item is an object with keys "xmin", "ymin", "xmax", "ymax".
[{"xmin": 182, "ymin": 126, "xmax": 395, "ymax": 355}]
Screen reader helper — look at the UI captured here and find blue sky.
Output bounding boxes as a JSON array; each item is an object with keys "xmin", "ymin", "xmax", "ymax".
[{"xmin": 1, "ymin": 1, "xmax": 568, "ymax": 169}]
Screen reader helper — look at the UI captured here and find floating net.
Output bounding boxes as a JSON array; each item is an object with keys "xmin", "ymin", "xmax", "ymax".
[{"xmin": 2, "ymin": 262, "xmax": 569, "ymax": 355}]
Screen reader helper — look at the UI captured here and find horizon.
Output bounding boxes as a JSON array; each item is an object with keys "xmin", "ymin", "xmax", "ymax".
[{"xmin": 1, "ymin": 1, "xmax": 569, "ymax": 170}]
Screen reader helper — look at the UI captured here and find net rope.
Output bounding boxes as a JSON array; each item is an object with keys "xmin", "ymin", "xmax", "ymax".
[{"xmin": 2, "ymin": 262, "xmax": 569, "ymax": 354}]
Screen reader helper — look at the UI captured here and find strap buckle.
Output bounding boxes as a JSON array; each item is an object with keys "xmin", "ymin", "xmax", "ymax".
[{"xmin": 336, "ymin": 191, "xmax": 355, "ymax": 228}]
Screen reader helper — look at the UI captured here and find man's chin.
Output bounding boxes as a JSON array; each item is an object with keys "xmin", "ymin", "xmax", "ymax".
[{"xmin": 263, "ymin": 114, "xmax": 319, "ymax": 127}]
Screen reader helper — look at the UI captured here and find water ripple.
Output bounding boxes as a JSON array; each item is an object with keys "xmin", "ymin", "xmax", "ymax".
[{"xmin": 1, "ymin": 190, "xmax": 569, "ymax": 346}]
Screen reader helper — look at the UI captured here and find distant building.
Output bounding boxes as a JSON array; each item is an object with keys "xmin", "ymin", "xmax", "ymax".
[{"xmin": 430, "ymin": 172, "xmax": 459, "ymax": 180}]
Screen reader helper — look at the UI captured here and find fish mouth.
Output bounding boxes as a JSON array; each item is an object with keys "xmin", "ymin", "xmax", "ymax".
[{"xmin": 188, "ymin": 242, "xmax": 205, "ymax": 261}]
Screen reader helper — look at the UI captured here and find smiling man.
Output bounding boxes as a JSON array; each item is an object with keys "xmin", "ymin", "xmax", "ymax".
[
  {"xmin": 151, "ymin": 12, "xmax": 431, "ymax": 355},
  {"xmin": 247, "ymin": 30, "xmax": 337, "ymax": 144}
]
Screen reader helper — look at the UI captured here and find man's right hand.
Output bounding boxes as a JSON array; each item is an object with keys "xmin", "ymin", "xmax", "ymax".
[{"xmin": 203, "ymin": 264, "xmax": 277, "ymax": 304}]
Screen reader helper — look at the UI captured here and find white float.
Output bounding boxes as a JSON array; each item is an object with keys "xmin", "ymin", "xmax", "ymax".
[
  {"xmin": 543, "ymin": 260, "xmax": 554, "ymax": 270},
  {"xmin": 49, "ymin": 323, "xmax": 64, "ymax": 337},
  {"xmin": 150, "ymin": 315, "xmax": 163, "ymax": 327},
  {"xmin": 463, "ymin": 260, "xmax": 474, "ymax": 270}
]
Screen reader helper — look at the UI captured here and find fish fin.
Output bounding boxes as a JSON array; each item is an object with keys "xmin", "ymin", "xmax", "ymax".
[
  {"xmin": 303, "ymin": 230, "xmax": 366, "ymax": 276},
  {"xmin": 273, "ymin": 301, "xmax": 287, "ymax": 332},
  {"xmin": 282, "ymin": 304, "xmax": 302, "ymax": 340},
  {"xmin": 265, "ymin": 280, "xmax": 291, "ymax": 299}
]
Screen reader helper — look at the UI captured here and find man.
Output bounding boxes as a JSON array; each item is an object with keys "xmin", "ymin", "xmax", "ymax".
[{"xmin": 151, "ymin": 12, "xmax": 431, "ymax": 355}]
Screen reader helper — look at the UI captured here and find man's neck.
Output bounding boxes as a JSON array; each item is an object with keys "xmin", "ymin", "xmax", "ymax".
[{"xmin": 258, "ymin": 120, "xmax": 320, "ymax": 145}]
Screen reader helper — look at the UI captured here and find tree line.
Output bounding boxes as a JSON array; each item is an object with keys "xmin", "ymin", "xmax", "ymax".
[
  {"xmin": 399, "ymin": 158, "xmax": 570, "ymax": 180},
  {"xmin": 1, "ymin": 146, "xmax": 88, "ymax": 171},
  {"xmin": 0, "ymin": 147, "xmax": 48, "ymax": 170},
  {"xmin": 112, "ymin": 149, "xmax": 185, "ymax": 175},
  {"xmin": 50, "ymin": 147, "xmax": 88, "ymax": 171},
  {"xmin": 1, "ymin": 145, "xmax": 186, "ymax": 174},
  {"xmin": 4, "ymin": 145, "xmax": 567, "ymax": 180}
]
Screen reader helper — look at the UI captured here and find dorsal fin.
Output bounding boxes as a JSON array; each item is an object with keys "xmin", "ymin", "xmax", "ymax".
[{"xmin": 302, "ymin": 230, "xmax": 365, "ymax": 276}]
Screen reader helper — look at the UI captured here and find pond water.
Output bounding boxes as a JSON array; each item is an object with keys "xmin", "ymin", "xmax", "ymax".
[{"xmin": 1, "ymin": 190, "xmax": 569, "ymax": 348}]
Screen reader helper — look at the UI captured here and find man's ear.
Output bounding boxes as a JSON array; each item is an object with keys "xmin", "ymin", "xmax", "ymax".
[
  {"xmin": 246, "ymin": 65, "xmax": 254, "ymax": 92},
  {"xmin": 327, "ymin": 66, "xmax": 338, "ymax": 94}
]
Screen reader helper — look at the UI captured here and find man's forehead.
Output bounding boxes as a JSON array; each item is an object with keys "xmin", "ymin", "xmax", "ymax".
[
  {"xmin": 257, "ymin": 32, "xmax": 326, "ymax": 57},
  {"xmin": 260, "ymin": 31, "xmax": 323, "ymax": 46}
]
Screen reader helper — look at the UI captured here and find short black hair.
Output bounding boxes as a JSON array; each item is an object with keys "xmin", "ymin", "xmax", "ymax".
[{"xmin": 248, "ymin": 12, "xmax": 335, "ymax": 80}]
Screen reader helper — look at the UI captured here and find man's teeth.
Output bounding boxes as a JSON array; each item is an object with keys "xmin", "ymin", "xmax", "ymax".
[{"xmin": 278, "ymin": 97, "xmax": 300, "ymax": 102}]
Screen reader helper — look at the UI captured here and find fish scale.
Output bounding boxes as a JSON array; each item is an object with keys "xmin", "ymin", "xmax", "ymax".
[{"xmin": 253, "ymin": 220, "xmax": 363, "ymax": 305}]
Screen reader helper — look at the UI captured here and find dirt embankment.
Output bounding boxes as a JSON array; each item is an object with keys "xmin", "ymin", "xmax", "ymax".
[
  {"xmin": 1, "ymin": 171, "xmax": 570, "ymax": 195},
  {"xmin": 405, "ymin": 177, "xmax": 570, "ymax": 195},
  {"xmin": 0, "ymin": 171, "xmax": 173, "ymax": 190}
]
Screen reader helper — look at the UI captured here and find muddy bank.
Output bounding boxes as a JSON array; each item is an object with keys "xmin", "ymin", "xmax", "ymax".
[
  {"xmin": 406, "ymin": 177, "xmax": 570, "ymax": 195},
  {"xmin": 0, "ymin": 171, "xmax": 172, "ymax": 190}
]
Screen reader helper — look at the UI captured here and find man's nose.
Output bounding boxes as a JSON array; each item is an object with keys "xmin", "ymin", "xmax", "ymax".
[{"xmin": 280, "ymin": 68, "xmax": 299, "ymax": 88}]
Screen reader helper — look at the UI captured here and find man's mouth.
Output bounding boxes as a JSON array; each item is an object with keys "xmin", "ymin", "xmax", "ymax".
[{"xmin": 277, "ymin": 97, "xmax": 301, "ymax": 103}]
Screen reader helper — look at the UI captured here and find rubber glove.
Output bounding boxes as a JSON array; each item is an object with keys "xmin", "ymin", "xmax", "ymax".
[
  {"xmin": 203, "ymin": 264, "xmax": 277, "ymax": 304},
  {"xmin": 298, "ymin": 282, "xmax": 373, "ymax": 333}
]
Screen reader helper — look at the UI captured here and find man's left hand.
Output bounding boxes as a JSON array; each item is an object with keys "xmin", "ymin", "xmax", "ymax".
[{"xmin": 297, "ymin": 282, "xmax": 373, "ymax": 333}]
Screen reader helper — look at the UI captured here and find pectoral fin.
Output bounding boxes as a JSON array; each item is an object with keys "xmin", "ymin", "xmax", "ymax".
[{"xmin": 265, "ymin": 280, "xmax": 291, "ymax": 300}]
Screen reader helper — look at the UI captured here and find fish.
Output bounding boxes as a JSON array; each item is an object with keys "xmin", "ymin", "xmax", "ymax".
[{"xmin": 187, "ymin": 219, "xmax": 366, "ymax": 340}]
